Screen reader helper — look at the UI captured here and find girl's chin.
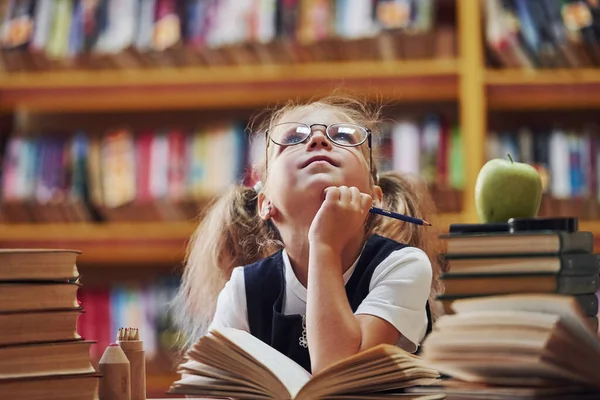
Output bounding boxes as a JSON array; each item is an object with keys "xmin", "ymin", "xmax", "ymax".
[
  {"xmin": 300, "ymin": 176, "xmax": 341, "ymax": 192},
  {"xmin": 289, "ymin": 173, "xmax": 366, "ymax": 196}
]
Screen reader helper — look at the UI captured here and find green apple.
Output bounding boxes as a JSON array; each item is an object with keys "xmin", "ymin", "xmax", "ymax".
[{"xmin": 475, "ymin": 154, "xmax": 543, "ymax": 223}]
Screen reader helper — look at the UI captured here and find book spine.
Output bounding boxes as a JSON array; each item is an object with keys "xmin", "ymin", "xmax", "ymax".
[
  {"xmin": 558, "ymin": 274, "xmax": 600, "ymax": 295},
  {"xmin": 561, "ymin": 254, "xmax": 600, "ymax": 276},
  {"xmin": 575, "ymin": 293, "xmax": 600, "ymax": 316},
  {"xmin": 559, "ymin": 231, "xmax": 594, "ymax": 254}
]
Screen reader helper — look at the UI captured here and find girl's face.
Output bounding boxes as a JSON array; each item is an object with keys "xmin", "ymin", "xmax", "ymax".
[{"xmin": 263, "ymin": 107, "xmax": 376, "ymax": 215}]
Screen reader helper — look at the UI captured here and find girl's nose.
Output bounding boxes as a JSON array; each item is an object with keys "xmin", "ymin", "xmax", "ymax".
[{"xmin": 307, "ymin": 129, "xmax": 331, "ymax": 149}]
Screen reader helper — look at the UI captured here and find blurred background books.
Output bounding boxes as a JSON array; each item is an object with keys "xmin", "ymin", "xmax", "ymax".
[{"xmin": 0, "ymin": 0, "xmax": 455, "ymax": 71}]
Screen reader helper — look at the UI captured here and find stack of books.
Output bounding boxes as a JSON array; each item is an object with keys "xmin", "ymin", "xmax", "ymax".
[
  {"xmin": 417, "ymin": 293, "xmax": 600, "ymax": 399},
  {"xmin": 0, "ymin": 249, "xmax": 99, "ymax": 400},
  {"xmin": 437, "ymin": 218, "xmax": 600, "ymax": 334}
]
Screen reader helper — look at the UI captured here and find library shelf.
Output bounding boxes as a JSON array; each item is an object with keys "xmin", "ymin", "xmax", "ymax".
[
  {"xmin": 580, "ymin": 221, "xmax": 600, "ymax": 252},
  {"xmin": 581, "ymin": 220, "xmax": 600, "ymax": 235},
  {"xmin": 486, "ymin": 69, "xmax": 600, "ymax": 110},
  {"xmin": 0, "ymin": 212, "xmax": 461, "ymax": 267},
  {"xmin": 0, "ymin": 59, "xmax": 459, "ymax": 112},
  {"xmin": 0, "ymin": 222, "xmax": 196, "ymax": 267},
  {"xmin": 433, "ymin": 212, "xmax": 464, "ymax": 229}
]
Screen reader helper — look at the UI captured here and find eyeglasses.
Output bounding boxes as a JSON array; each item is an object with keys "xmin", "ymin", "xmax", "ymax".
[
  {"xmin": 264, "ymin": 122, "xmax": 373, "ymax": 177},
  {"xmin": 266, "ymin": 122, "xmax": 371, "ymax": 148}
]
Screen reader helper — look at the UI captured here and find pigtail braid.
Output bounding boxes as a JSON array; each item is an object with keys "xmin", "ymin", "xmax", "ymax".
[{"xmin": 171, "ymin": 185, "xmax": 280, "ymax": 349}]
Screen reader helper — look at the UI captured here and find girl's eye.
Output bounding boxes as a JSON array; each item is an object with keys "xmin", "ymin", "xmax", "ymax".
[
  {"xmin": 330, "ymin": 125, "xmax": 366, "ymax": 145},
  {"xmin": 333, "ymin": 132, "xmax": 352, "ymax": 143},
  {"xmin": 281, "ymin": 126, "xmax": 310, "ymax": 144},
  {"xmin": 331, "ymin": 131, "xmax": 357, "ymax": 145},
  {"xmin": 283, "ymin": 131, "xmax": 305, "ymax": 144}
]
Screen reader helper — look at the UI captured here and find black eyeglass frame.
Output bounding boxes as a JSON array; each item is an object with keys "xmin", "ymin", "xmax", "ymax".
[{"xmin": 264, "ymin": 122, "xmax": 373, "ymax": 179}]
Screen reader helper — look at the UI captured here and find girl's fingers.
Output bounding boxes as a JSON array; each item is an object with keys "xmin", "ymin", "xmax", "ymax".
[
  {"xmin": 338, "ymin": 186, "xmax": 351, "ymax": 204},
  {"xmin": 360, "ymin": 193, "xmax": 373, "ymax": 211},
  {"xmin": 350, "ymin": 186, "xmax": 361, "ymax": 206},
  {"xmin": 325, "ymin": 186, "xmax": 340, "ymax": 202},
  {"xmin": 325, "ymin": 186, "xmax": 371, "ymax": 210}
]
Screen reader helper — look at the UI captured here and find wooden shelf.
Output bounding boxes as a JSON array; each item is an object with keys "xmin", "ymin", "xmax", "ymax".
[
  {"xmin": 432, "ymin": 212, "xmax": 465, "ymax": 230},
  {"xmin": 0, "ymin": 59, "xmax": 459, "ymax": 112},
  {"xmin": 579, "ymin": 221, "xmax": 600, "ymax": 252},
  {"xmin": 486, "ymin": 69, "xmax": 600, "ymax": 110},
  {"xmin": 0, "ymin": 213, "xmax": 461, "ymax": 267},
  {"xmin": 0, "ymin": 222, "xmax": 196, "ymax": 267},
  {"xmin": 581, "ymin": 221, "xmax": 600, "ymax": 235}
]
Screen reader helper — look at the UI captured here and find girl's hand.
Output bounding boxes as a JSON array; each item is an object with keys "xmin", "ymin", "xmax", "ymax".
[{"xmin": 308, "ymin": 186, "xmax": 372, "ymax": 254}]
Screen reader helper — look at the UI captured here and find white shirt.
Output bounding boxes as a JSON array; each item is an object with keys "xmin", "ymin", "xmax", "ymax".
[{"xmin": 207, "ymin": 246, "xmax": 432, "ymax": 353}]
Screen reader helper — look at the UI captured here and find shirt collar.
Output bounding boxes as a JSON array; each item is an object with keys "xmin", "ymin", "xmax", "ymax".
[{"xmin": 281, "ymin": 245, "xmax": 364, "ymax": 302}]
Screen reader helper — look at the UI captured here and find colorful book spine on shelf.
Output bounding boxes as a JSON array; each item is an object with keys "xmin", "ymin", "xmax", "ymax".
[
  {"xmin": 0, "ymin": 0, "xmax": 457, "ymax": 71},
  {"xmin": 483, "ymin": 0, "xmax": 600, "ymax": 69},
  {"xmin": 0, "ymin": 122, "xmax": 249, "ymax": 223},
  {"xmin": 376, "ymin": 114, "xmax": 463, "ymax": 213},
  {"xmin": 0, "ymin": 112, "xmax": 463, "ymax": 223},
  {"xmin": 77, "ymin": 276, "xmax": 182, "ymax": 366},
  {"xmin": 487, "ymin": 125, "xmax": 600, "ymax": 220}
]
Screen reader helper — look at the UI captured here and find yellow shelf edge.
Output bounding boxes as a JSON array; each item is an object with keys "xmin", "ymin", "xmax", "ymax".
[
  {"xmin": 486, "ymin": 68, "xmax": 600, "ymax": 86},
  {"xmin": 0, "ymin": 216, "xmax": 462, "ymax": 266},
  {"xmin": 0, "ymin": 222, "xmax": 196, "ymax": 267},
  {"xmin": 579, "ymin": 221, "xmax": 600, "ymax": 234},
  {"xmin": 432, "ymin": 212, "xmax": 465, "ymax": 231},
  {"xmin": 0, "ymin": 59, "xmax": 460, "ymax": 112},
  {"xmin": 0, "ymin": 59, "xmax": 459, "ymax": 89},
  {"xmin": 0, "ymin": 215, "xmax": 463, "ymax": 241},
  {"xmin": 0, "ymin": 221, "xmax": 197, "ymax": 241}
]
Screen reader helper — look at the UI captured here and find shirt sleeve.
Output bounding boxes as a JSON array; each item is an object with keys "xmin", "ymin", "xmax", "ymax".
[
  {"xmin": 354, "ymin": 246, "xmax": 433, "ymax": 353},
  {"xmin": 206, "ymin": 266, "xmax": 250, "ymax": 333}
]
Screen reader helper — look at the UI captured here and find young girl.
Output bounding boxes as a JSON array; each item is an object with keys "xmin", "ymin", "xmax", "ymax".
[{"xmin": 173, "ymin": 95, "xmax": 444, "ymax": 374}]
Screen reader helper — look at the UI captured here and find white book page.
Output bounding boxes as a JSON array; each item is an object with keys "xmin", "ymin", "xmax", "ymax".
[
  {"xmin": 135, "ymin": 0, "xmax": 156, "ymax": 50},
  {"xmin": 215, "ymin": 328, "xmax": 312, "ymax": 398},
  {"xmin": 149, "ymin": 133, "xmax": 169, "ymax": 199},
  {"xmin": 32, "ymin": 0, "xmax": 53, "ymax": 50},
  {"xmin": 392, "ymin": 121, "xmax": 420, "ymax": 175},
  {"xmin": 549, "ymin": 130, "xmax": 570, "ymax": 198},
  {"xmin": 453, "ymin": 295, "xmax": 600, "ymax": 357}
]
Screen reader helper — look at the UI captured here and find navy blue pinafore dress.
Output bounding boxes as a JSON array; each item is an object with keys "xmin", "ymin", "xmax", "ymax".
[{"xmin": 243, "ymin": 234, "xmax": 433, "ymax": 372}]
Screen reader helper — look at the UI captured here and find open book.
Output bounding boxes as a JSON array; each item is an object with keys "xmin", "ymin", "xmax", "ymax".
[
  {"xmin": 418, "ymin": 293, "xmax": 600, "ymax": 398},
  {"xmin": 168, "ymin": 327, "xmax": 443, "ymax": 399}
]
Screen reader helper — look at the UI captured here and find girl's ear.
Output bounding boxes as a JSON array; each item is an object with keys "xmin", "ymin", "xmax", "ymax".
[
  {"xmin": 257, "ymin": 192, "xmax": 276, "ymax": 220},
  {"xmin": 372, "ymin": 185, "xmax": 383, "ymax": 208}
]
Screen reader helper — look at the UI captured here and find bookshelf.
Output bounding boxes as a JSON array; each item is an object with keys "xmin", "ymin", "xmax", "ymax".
[
  {"xmin": 0, "ymin": 0, "xmax": 597, "ymax": 252},
  {"xmin": 0, "ymin": 212, "xmax": 464, "ymax": 267},
  {"xmin": 0, "ymin": 222, "xmax": 194, "ymax": 267},
  {"xmin": 457, "ymin": 0, "xmax": 485, "ymax": 225},
  {"xmin": 487, "ymin": 69, "xmax": 600, "ymax": 110},
  {"xmin": 486, "ymin": 68, "xmax": 600, "ymax": 85},
  {"xmin": 0, "ymin": 59, "xmax": 459, "ymax": 112}
]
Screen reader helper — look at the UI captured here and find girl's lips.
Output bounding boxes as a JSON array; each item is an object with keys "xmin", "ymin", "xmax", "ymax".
[{"xmin": 301, "ymin": 155, "xmax": 339, "ymax": 168}]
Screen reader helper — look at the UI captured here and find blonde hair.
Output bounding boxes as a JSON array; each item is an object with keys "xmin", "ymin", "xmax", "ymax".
[
  {"xmin": 171, "ymin": 94, "xmax": 445, "ymax": 349},
  {"xmin": 375, "ymin": 171, "xmax": 446, "ymax": 318}
]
